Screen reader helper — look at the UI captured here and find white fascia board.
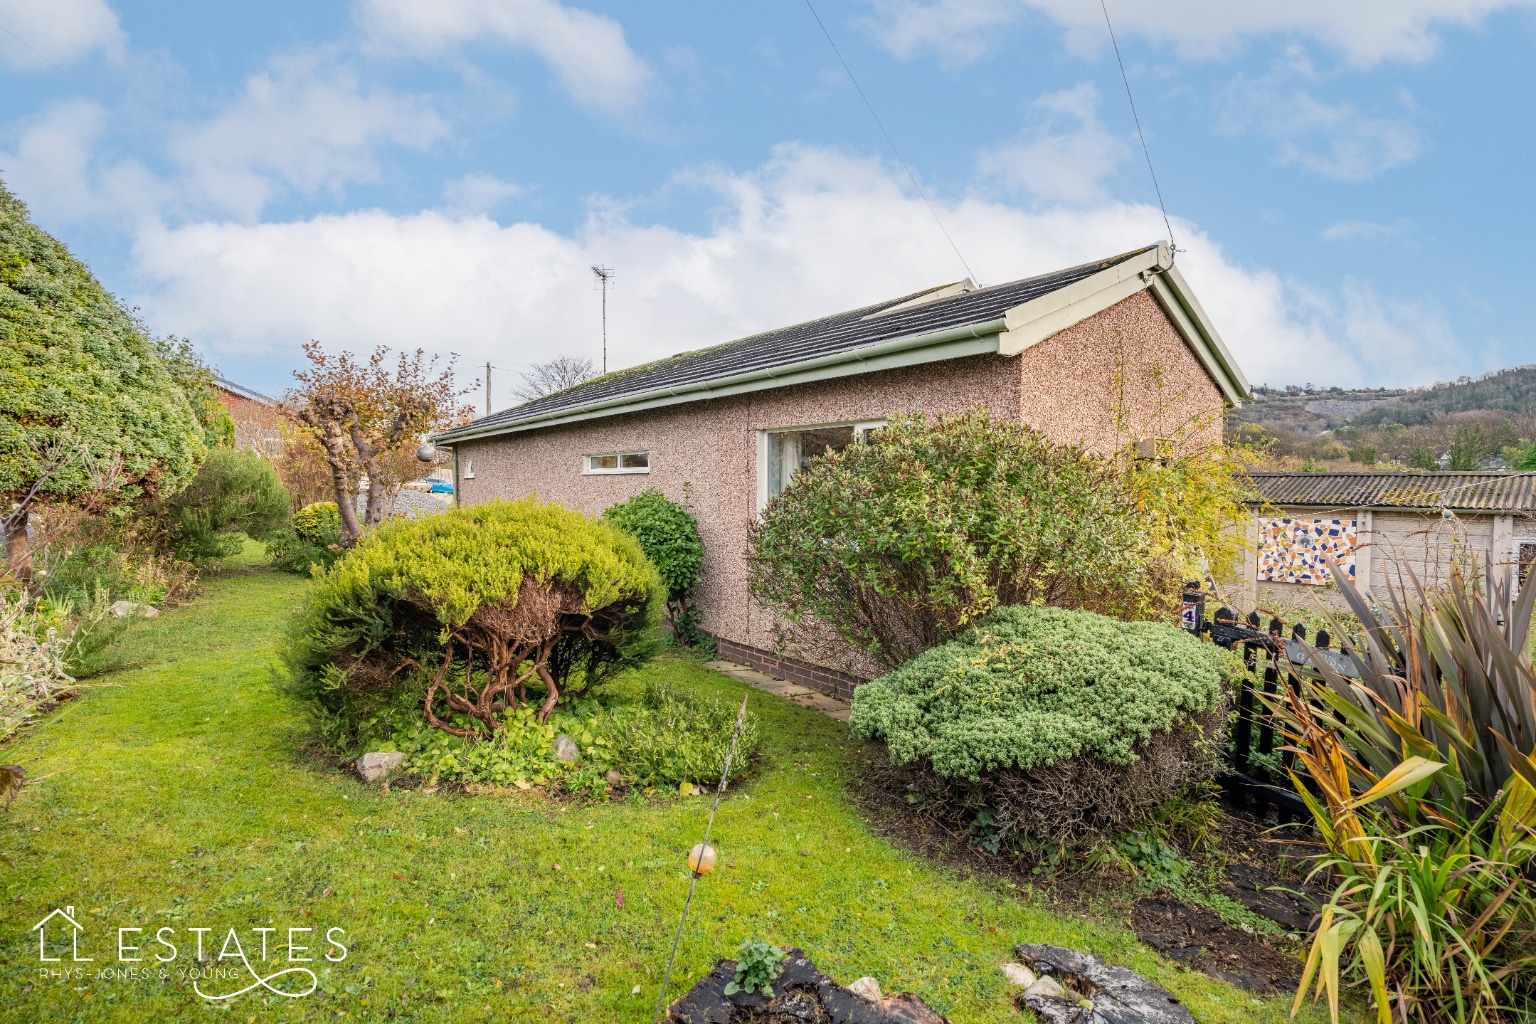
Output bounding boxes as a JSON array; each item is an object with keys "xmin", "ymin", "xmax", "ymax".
[
  {"xmin": 436, "ymin": 328, "xmax": 1004, "ymax": 444},
  {"xmin": 995, "ymin": 245, "xmax": 1169, "ymax": 357}
]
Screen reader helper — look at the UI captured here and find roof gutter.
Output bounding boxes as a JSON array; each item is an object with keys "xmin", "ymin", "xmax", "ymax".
[{"xmin": 435, "ymin": 316, "xmax": 1008, "ymax": 445}]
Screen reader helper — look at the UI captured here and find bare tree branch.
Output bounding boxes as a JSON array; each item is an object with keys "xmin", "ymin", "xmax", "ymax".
[{"xmin": 511, "ymin": 355, "xmax": 596, "ymax": 403}]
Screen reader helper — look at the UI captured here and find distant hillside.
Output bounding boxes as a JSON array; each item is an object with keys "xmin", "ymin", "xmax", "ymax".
[
  {"xmin": 1228, "ymin": 365, "xmax": 1536, "ymax": 471},
  {"xmin": 1352, "ymin": 365, "xmax": 1536, "ymax": 426}
]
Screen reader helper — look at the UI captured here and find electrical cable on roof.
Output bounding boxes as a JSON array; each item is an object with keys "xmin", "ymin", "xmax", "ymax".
[
  {"xmin": 1098, "ymin": 0, "xmax": 1178, "ymax": 256},
  {"xmin": 801, "ymin": 0, "xmax": 980, "ymax": 286}
]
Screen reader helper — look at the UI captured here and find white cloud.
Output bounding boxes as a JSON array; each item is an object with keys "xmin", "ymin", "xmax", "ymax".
[
  {"xmin": 1217, "ymin": 74, "xmax": 1421, "ymax": 181},
  {"xmin": 0, "ymin": 100, "xmax": 167, "ymax": 225},
  {"xmin": 122, "ymin": 143, "xmax": 1456, "ymax": 393},
  {"xmin": 864, "ymin": 0, "xmax": 1536, "ymax": 67},
  {"xmin": 357, "ymin": 0, "xmax": 652, "ymax": 114},
  {"xmin": 976, "ymin": 84, "xmax": 1132, "ymax": 203},
  {"xmin": 0, "ymin": 0, "xmax": 125, "ymax": 71},
  {"xmin": 167, "ymin": 52, "xmax": 449, "ymax": 220},
  {"xmin": 442, "ymin": 172, "xmax": 524, "ymax": 216},
  {"xmin": 1320, "ymin": 218, "xmax": 1413, "ymax": 241}
]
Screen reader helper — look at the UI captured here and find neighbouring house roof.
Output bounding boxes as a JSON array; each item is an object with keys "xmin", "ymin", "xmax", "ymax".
[
  {"xmin": 435, "ymin": 243, "xmax": 1249, "ymax": 445},
  {"xmin": 1249, "ymin": 471, "xmax": 1536, "ymax": 514},
  {"xmin": 214, "ymin": 375, "xmax": 279, "ymax": 406}
]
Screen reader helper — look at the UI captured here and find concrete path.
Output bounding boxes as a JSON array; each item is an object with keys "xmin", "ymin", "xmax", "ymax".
[{"xmin": 705, "ymin": 660, "xmax": 852, "ymax": 723}]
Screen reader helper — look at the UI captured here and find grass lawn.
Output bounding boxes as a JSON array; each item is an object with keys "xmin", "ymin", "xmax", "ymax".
[{"xmin": 0, "ymin": 557, "xmax": 1351, "ymax": 1023}]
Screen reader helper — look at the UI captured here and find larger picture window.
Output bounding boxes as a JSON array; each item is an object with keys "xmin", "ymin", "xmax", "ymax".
[{"xmin": 759, "ymin": 421, "xmax": 883, "ymax": 507}]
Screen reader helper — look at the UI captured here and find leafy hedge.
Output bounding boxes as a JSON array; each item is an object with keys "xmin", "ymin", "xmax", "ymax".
[
  {"xmin": 748, "ymin": 410, "xmax": 1247, "ymax": 669},
  {"xmin": 284, "ymin": 497, "xmax": 661, "ymax": 744},
  {"xmin": 850, "ymin": 605, "xmax": 1229, "ymax": 779}
]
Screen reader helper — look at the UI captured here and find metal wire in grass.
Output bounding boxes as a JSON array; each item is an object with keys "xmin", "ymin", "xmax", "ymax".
[{"xmin": 650, "ymin": 694, "xmax": 749, "ymax": 1024}]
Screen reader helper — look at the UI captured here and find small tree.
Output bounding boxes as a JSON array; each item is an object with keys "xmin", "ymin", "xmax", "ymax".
[
  {"xmin": 1, "ymin": 180, "xmax": 207, "ymax": 582},
  {"xmin": 285, "ymin": 342, "xmax": 475, "ymax": 547},
  {"xmin": 512, "ymin": 355, "xmax": 595, "ymax": 402}
]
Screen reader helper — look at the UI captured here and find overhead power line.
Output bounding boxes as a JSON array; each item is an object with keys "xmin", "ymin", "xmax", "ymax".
[
  {"xmin": 801, "ymin": 0, "xmax": 979, "ymax": 286},
  {"xmin": 1098, "ymin": 0, "xmax": 1177, "ymax": 254}
]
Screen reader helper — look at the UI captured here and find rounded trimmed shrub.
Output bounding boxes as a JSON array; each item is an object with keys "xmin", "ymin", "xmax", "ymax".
[
  {"xmin": 850, "ymin": 604, "xmax": 1232, "ymax": 844},
  {"xmin": 285, "ymin": 497, "xmax": 662, "ymax": 746},
  {"xmin": 292, "ymin": 501, "xmax": 342, "ymax": 545},
  {"xmin": 152, "ymin": 448, "xmax": 291, "ymax": 562}
]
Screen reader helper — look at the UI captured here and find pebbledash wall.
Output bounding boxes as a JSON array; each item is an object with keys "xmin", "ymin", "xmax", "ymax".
[{"xmin": 453, "ymin": 290, "xmax": 1226, "ymax": 695}]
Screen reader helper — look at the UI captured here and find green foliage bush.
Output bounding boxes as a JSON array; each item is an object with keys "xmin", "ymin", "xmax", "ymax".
[
  {"xmin": 601, "ymin": 489, "xmax": 702, "ymax": 600},
  {"xmin": 151, "ymin": 449, "xmax": 291, "ymax": 562},
  {"xmin": 748, "ymin": 410, "xmax": 1248, "ymax": 669},
  {"xmin": 292, "ymin": 502, "xmax": 342, "ymax": 545},
  {"xmin": 386, "ymin": 683, "xmax": 759, "ymax": 794},
  {"xmin": 284, "ymin": 497, "xmax": 661, "ymax": 745},
  {"xmin": 602, "ymin": 488, "xmax": 709, "ymax": 647},
  {"xmin": 852, "ymin": 605, "xmax": 1231, "ymax": 844},
  {"xmin": 268, "ymin": 501, "xmax": 344, "ymax": 574},
  {"xmin": 0, "ymin": 181, "xmax": 206, "ymax": 516}
]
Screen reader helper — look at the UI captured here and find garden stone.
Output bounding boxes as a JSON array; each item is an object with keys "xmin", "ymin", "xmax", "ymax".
[
  {"xmin": 1002, "ymin": 962, "xmax": 1039, "ymax": 988},
  {"xmin": 848, "ymin": 976, "xmax": 882, "ymax": 1002},
  {"xmin": 605, "ymin": 770, "xmax": 622, "ymax": 786},
  {"xmin": 552, "ymin": 735, "xmax": 580, "ymax": 762},
  {"xmin": 109, "ymin": 601, "xmax": 159, "ymax": 619},
  {"xmin": 668, "ymin": 946, "xmax": 949, "ymax": 1023},
  {"xmin": 355, "ymin": 752, "xmax": 406, "ymax": 783},
  {"xmin": 1013, "ymin": 944, "xmax": 1195, "ymax": 1024}
]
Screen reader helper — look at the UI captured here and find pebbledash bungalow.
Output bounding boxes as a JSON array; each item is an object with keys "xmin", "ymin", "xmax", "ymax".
[{"xmin": 432, "ymin": 244, "xmax": 1252, "ymax": 696}]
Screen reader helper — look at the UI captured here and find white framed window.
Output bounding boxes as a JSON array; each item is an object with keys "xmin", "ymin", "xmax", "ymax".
[
  {"xmin": 756, "ymin": 420, "xmax": 884, "ymax": 509},
  {"xmin": 583, "ymin": 451, "xmax": 650, "ymax": 475}
]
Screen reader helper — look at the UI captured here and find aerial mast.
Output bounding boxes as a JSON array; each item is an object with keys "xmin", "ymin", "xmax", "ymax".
[{"xmin": 590, "ymin": 265, "xmax": 614, "ymax": 373}]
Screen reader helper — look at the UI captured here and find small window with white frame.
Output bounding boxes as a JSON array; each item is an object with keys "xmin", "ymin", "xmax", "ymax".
[
  {"xmin": 584, "ymin": 451, "xmax": 649, "ymax": 475},
  {"xmin": 758, "ymin": 420, "xmax": 884, "ymax": 508}
]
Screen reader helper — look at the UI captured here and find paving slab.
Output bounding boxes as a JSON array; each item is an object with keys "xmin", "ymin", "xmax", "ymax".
[{"xmin": 704, "ymin": 660, "xmax": 850, "ymax": 722}]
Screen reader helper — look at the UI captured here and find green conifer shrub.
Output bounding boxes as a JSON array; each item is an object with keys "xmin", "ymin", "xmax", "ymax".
[
  {"xmin": 150, "ymin": 449, "xmax": 291, "ymax": 562},
  {"xmin": 292, "ymin": 502, "xmax": 342, "ymax": 545},
  {"xmin": 285, "ymin": 498, "xmax": 661, "ymax": 744},
  {"xmin": 850, "ymin": 604, "xmax": 1231, "ymax": 844}
]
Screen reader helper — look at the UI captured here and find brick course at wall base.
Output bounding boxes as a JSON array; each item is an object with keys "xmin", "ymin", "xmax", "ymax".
[{"xmin": 711, "ymin": 635, "xmax": 866, "ymax": 702}]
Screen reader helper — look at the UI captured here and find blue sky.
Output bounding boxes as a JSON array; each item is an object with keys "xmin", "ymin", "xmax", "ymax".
[{"xmin": 3, "ymin": 0, "xmax": 1534, "ymax": 405}]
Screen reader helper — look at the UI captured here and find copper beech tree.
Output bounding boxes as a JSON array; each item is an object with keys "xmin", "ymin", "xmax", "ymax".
[{"xmin": 285, "ymin": 342, "xmax": 476, "ymax": 547}]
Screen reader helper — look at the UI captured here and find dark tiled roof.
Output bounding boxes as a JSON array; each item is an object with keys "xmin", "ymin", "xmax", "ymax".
[
  {"xmin": 1250, "ymin": 472, "xmax": 1536, "ymax": 513},
  {"xmin": 438, "ymin": 246, "xmax": 1156, "ymax": 440}
]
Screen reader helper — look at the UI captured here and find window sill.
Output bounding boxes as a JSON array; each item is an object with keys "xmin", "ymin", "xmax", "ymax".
[{"xmin": 581, "ymin": 468, "xmax": 650, "ymax": 476}]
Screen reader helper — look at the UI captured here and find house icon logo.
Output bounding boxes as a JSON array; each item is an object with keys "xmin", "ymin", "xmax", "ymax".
[{"xmin": 32, "ymin": 906, "xmax": 91, "ymax": 962}]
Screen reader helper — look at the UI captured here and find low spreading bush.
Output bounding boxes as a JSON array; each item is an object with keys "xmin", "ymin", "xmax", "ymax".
[
  {"xmin": 284, "ymin": 497, "xmax": 661, "ymax": 747},
  {"xmin": 748, "ymin": 409, "xmax": 1248, "ymax": 670},
  {"xmin": 388, "ymin": 682, "xmax": 760, "ymax": 794},
  {"xmin": 602, "ymin": 488, "xmax": 707, "ymax": 645},
  {"xmin": 850, "ymin": 605, "xmax": 1231, "ymax": 843},
  {"xmin": 38, "ymin": 542, "xmax": 198, "ymax": 608},
  {"xmin": 150, "ymin": 448, "xmax": 291, "ymax": 562}
]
